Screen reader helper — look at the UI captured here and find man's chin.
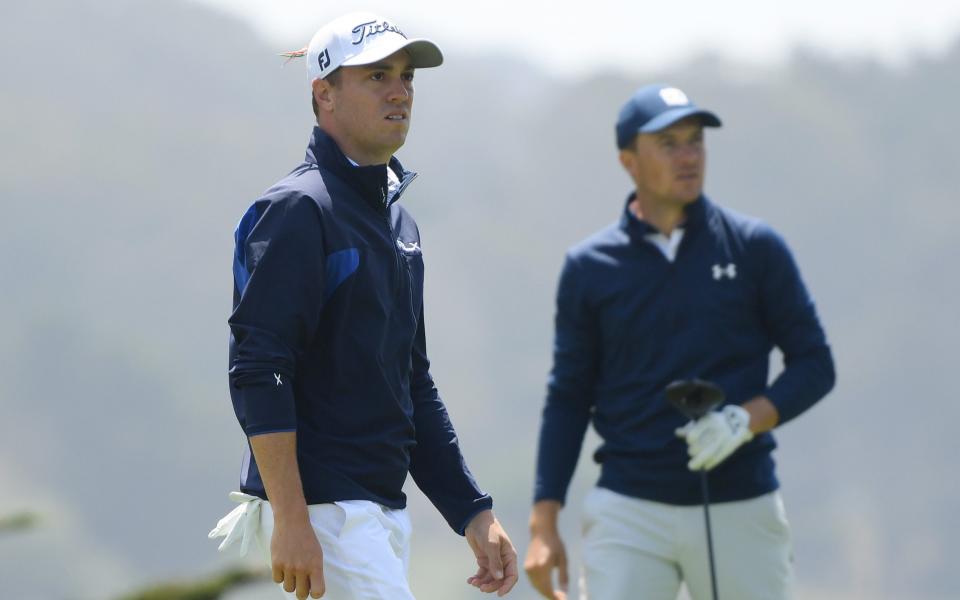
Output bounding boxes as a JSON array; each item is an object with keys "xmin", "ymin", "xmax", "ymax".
[
  {"xmin": 677, "ymin": 185, "xmax": 703, "ymax": 204},
  {"xmin": 381, "ymin": 133, "xmax": 408, "ymax": 155}
]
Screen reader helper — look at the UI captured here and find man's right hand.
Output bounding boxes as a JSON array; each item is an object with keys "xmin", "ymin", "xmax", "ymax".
[
  {"xmin": 251, "ymin": 431, "xmax": 326, "ymax": 600},
  {"xmin": 524, "ymin": 501, "xmax": 568, "ymax": 600},
  {"xmin": 270, "ymin": 519, "xmax": 326, "ymax": 599}
]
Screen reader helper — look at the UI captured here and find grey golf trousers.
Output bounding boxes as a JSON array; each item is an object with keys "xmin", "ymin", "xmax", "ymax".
[{"xmin": 579, "ymin": 487, "xmax": 793, "ymax": 600}]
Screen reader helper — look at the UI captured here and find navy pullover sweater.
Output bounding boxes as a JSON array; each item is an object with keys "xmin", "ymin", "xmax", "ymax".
[
  {"xmin": 228, "ymin": 127, "xmax": 491, "ymax": 533},
  {"xmin": 535, "ymin": 195, "xmax": 835, "ymax": 506}
]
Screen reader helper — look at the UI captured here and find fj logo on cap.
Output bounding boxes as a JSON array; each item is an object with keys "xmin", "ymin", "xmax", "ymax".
[
  {"xmin": 659, "ymin": 88, "xmax": 690, "ymax": 106},
  {"xmin": 317, "ymin": 48, "xmax": 331, "ymax": 71},
  {"xmin": 712, "ymin": 263, "xmax": 737, "ymax": 280},
  {"xmin": 351, "ymin": 20, "xmax": 406, "ymax": 45}
]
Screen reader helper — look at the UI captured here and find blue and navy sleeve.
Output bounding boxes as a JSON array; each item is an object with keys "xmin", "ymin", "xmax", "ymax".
[
  {"xmin": 754, "ymin": 224, "xmax": 836, "ymax": 424},
  {"xmin": 533, "ymin": 252, "xmax": 599, "ymax": 505},
  {"xmin": 408, "ymin": 303, "xmax": 493, "ymax": 535},
  {"xmin": 228, "ymin": 194, "xmax": 326, "ymax": 437}
]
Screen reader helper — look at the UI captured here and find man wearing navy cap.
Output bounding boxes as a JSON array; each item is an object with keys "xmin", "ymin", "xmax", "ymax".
[
  {"xmin": 208, "ymin": 12, "xmax": 517, "ymax": 600},
  {"xmin": 524, "ymin": 84, "xmax": 835, "ymax": 599}
]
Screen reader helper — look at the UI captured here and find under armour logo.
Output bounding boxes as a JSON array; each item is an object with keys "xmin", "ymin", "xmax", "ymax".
[
  {"xmin": 317, "ymin": 48, "xmax": 331, "ymax": 71},
  {"xmin": 396, "ymin": 239, "xmax": 421, "ymax": 255},
  {"xmin": 712, "ymin": 263, "xmax": 737, "ymax": 280},
  {"xmin": 274, "ymin": 373, "xmax": 283, "ymax": 386}
]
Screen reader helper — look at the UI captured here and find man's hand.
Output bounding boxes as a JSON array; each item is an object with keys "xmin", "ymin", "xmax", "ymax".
[
  {"xmin": 270, "ymin": 518, "xmax": 325, "ymax": 599},
  {"xmin": 676, "ymin": 404, "xmax": 753, "ymax": 470},
  {"xmin": 250, "ymin": 432, "xmax": 324, "ymax": 599},
  {"xmin": 524, "ymin": 500, "xmax": 568, "ymax": 600},
  {"xmin": 464, "ymin": 510, "xmax": 519, "ymax": 596}
]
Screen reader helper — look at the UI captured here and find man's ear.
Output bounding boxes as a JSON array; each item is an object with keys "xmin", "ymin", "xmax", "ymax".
[{"xmin": 312, "ymin": 78, "xmax": 335, "ymax": 113}]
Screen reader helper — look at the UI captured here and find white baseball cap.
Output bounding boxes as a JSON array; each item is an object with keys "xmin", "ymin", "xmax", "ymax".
[{"xmin": 304, "ymin": 12, "xmax": 443, "ymax": 81}]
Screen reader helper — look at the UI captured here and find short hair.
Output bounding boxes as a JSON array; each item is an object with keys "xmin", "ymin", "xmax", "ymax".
[{"xmin": 312, "ymin": 68, "xmax": 342, "ymax": 118}]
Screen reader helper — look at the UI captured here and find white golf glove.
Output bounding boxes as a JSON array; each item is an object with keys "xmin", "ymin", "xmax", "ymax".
[{"xmin": 675, "ymin": 405, "xmax": 753, "ymax": 471}]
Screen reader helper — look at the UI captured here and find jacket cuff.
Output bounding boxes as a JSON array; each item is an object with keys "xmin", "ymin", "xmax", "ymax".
[
  {"xmin": 240, "ymin": 381, "xmax": 298, "ymax": 436},
  {"xmin": 454, "ymin": 495, "xmax": 494, "ymax": 536}
]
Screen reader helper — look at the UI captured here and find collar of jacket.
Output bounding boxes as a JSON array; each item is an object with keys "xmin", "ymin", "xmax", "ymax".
[
  {"xmin": 304, "ymin": 126, "xmax": 418, "ymax": 210},
  {"xmin": 618, "ymin": 193, "xmax": 709, "ymax": 242}
]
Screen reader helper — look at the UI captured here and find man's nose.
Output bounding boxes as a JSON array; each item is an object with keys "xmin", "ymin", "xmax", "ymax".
[
  {"xmin": 676, "ymin": 143, "xmax": 702, "ymax": 163},
  {"xmin": 387, "ymin": 79, "xmax": 411, "ymax": 102}
]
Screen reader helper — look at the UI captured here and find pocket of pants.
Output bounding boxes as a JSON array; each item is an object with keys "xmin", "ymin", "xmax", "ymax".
[
  {"xmin": 383, "ymin": 507, "xmax": 412, "ymax": 559},
  {"xmin": 581, "ymin": 487, "xmax": 619, "ymax": 539},
  {"xmin": 758, "ymin": 493, "xmax": 792, "ymax": 540},
  {"xmin": 333, "ymin": 501, "xmax": 392, "ymax": 568},
  {"xmin": 305, "ymin": 503, "xmax": 348, "ymax": 548}
]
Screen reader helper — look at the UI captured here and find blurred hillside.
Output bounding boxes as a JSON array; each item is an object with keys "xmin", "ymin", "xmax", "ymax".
[{"xmin": 1, "ymin": 1, "xmax": 958, "ymax": 599}]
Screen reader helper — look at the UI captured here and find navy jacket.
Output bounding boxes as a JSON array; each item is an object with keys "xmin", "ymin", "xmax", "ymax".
[
  {"xmin": 228, "ymin": 127, "xmax": 491, "ymax": 533},
  {"xmin": 535, "ymin": 195, "xmax": 835, "ymax": 506}
]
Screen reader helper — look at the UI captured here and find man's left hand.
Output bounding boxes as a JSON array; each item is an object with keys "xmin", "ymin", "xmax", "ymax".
[
  {"xmin": 464, "ymin": 510, "xmax": 519, "ymax": 596},
  {"xmin": 676, "ymin": 404, "xmax": 754, "ymax": 470}
]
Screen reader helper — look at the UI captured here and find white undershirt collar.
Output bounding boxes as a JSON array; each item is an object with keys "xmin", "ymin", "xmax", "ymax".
[{"xmin": 644, "ymin": 228, "xmax": 685, "ymax": 262}]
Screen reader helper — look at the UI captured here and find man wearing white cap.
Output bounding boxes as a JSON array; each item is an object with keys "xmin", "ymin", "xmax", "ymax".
[
  {"xmin": 524, "ymin": 84, "xmax": 835, "ymax": 599},
  {"xmin": 209, "ymin": 12, "xmax": 517, "ymax": 600}
]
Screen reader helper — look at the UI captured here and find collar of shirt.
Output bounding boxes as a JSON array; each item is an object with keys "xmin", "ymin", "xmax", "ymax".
[
  {"xmin": 644, "ymin": 228, "xmax": 685, "ymax": 262},
  {"xmin": 305, "ymin": 127, "xmax": 416, "ymax": 210},
  {"xmin": 344, "ymin": 154, "xmax": 401, "ymax": 207},
  {"xmin": 618, "ymin": 193, "xmax": 708, "ymax": 249}
]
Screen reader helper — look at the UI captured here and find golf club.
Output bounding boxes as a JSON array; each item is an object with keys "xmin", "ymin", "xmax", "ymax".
[{"xmin": 665, "ymin": 379, "xmax": 725, "ymax": 600}]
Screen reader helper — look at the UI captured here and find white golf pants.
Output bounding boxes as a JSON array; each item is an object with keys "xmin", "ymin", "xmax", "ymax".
[
  {"xmin": 210, "ymin": 492, "xmax": 415, "ymax": 599},
  {"xmin": 579, "ymin": 487, "xmax": 793, "ymax": 600}
]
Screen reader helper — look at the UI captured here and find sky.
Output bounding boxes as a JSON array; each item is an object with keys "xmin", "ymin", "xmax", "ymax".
[{"xmin": 193, "ymin": 0, "xmax": 960, "ymax": 76}]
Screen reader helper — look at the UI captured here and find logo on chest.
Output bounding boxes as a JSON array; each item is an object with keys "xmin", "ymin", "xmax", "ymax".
[
  {"xmin": 396, "ymin": 239, "xmax": 422, "ymax": 256},
  {"xmin": 712, "ymin": 263, "xmax": 737, "ymax": 280}
]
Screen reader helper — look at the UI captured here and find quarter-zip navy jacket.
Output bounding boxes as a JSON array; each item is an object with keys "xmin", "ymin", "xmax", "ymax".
[
  {"xmin": 228, "ymin": 127, "xmax": 491, "ymax": 533},
  {"xmin": 535, "ymin": 195, "xmax": 835, "ymax": 506}
]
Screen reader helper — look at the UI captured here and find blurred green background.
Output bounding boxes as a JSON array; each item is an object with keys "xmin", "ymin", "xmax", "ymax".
[{"xmin": 1, "ymin": 1, "xmax": 958, "ymax": 599}]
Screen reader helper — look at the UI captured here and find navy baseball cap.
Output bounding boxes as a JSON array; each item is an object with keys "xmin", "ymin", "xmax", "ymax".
[{"xmin": 615, "ymin": 84, "xmax": 722, "ymax": 149}]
